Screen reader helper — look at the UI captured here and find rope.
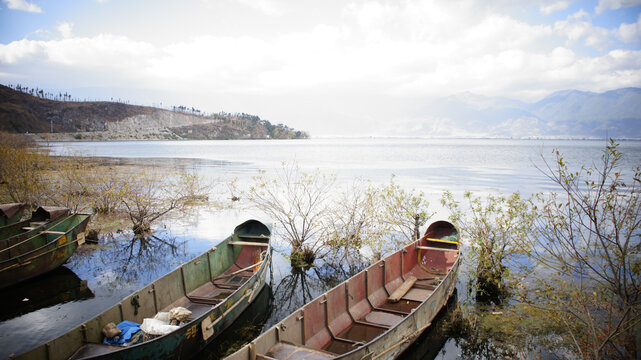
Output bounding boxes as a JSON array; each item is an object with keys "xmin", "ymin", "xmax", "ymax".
[{"xmin": 418, "ymin": 247, "xmax": 447, "ymax": 276}]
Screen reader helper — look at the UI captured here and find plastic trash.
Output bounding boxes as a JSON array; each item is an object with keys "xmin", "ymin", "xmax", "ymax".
[
  {"xmin": 140, "ymin": 318, "xmax": 179, "ymax": 336},
  {"xmin": 153, "ymin": 312, "xmax": 170, "ymax": 322}
]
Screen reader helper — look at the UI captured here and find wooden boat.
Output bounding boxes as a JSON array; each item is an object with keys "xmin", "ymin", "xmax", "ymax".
[
  {"xmin": 0, "ymin": 213, "xmax": 91, "ymax": 289},
  {"xmin": 0, "ymin": 202, "xmax": 26, "ymax": 226},
  {"xmin": 15, "ymin": 219, "xmax": 272, "ymax": 360},
  {"xmin": 1, "ymin": 206, "xmax": 70, "ymax": 246},
  {"xmin": 226, "ymin": 220, "xmax": 460, "ymax": 360}
]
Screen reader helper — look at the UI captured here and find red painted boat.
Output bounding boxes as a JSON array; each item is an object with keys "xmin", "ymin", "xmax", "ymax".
[{"xmin": 226, "ymin": 220, "xmax": 460, "ymax": 360}]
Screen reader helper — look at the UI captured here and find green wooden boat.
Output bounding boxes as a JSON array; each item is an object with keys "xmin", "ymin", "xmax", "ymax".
[
  {"xmin": 0, "ymin": 207, "xmax": 71, "ymax": 251},
  {"xmin": 0, "ymin": 213, "xmax": 91, "ymax": 289},
  {"xmin": 0, "ymin": 203, "xmax": 26, "ymax": 226},
  {"xmin": 0, "ymin": 213, "xmax": 76, "ymax": 262},
  {"xmin": 15, "ymin": 219, "xmax": 272, "ymax": 360}
]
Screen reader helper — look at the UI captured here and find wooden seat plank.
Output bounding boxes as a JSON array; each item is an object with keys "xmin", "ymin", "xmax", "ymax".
[
  {"xmin": 402, "ymin": 288, "xmax": 432, "ymax": 302},
  {"xmin": 388, "ymin": 276, "xmax": 417, "ymax": 303},
  {"xmin": 363, "ymin": 311, "xmax": 403, "ymax": 327},
  {"xmin": 266, "ymin": 343, "xmax": 335, "ymax": 360},
  {"xmin": 416, "ymin": 245, "xmax": 458, "ymax": 252}
]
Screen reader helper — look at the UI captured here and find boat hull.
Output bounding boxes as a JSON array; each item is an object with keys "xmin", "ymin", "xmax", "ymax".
[
  {"xmin": 349, "ymin": 258, "xmax": 459, "ymax": 360},
  {"xmin": 0, "ymin": 214, "xmax": 90, "ymax": 289},
  {"xmin": 227, "ymin": 220, "xmax": 460, "ymax": 360},
  {"xmin": 0, "ymin": 208, "xmax": 73, "ymax": 261},
  {"xmin": 1, "ymin": 207, "xmax": 71, "ymax": 241},
  {"xmin": 15, "ymin": 219, "xmax": 272, "ymax": 360},
  {"xmin": 69, "ymin": 265, "xmax": 270, "ymax": 360}
]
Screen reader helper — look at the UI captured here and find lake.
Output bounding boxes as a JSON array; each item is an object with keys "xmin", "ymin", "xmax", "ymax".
[{"xmin": 1, "ymin": 138, "xmax": 639, "ymax": 358}]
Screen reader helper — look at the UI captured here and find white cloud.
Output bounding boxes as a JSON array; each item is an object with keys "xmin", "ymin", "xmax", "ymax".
[
  {"xmin": 0, "ymin": 0, "xmax": 639, "ymax": 134},
  {"xmin": 540, "ymin": 1, "xmax": 570, "ymax": 15},
  {"xmin": 393, "ymin": 46, "xmax": 641, "ymax": 100},
  {"xmin": 595, "ymin": 0, "xmax": 641, "ymax": 14},
  {"xmin": 618, "ymin": 14, "xmax": 641, "ymax": 44},
  {"xmin": 3, "ymin": 0, "xmax": 42, "ymax": 13},
  {"xmin": 554, "ymin": 11, "xmax": 614, "ymax": 50},
  {"xmin": 0, "ymin": 39, "xmax": 46, "ymax": 63},
  {"xmin": 569, "ymin": 9, "xmax": 591, "ymax": 20},
  {"xmin": 57, "ymin": 22, "xmax": 73, "ymax": 38},
  {"xmin": 0, "ymin": 35, "xmax": 156, "ymax": 71}
]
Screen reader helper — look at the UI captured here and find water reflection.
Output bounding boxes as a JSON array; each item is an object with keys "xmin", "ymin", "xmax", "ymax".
[
  {"xmin": 70, "ymin": 231, "xmax": 189, "ymax": 288},
  {"xmin": 200, "ymin": 286, "xmax": 274, "ymax": 359},
  {"xmin": 400, "ymin": 290, "xmax": 459, "ymax": 360},
  {"xmin": 312, "ymin": 255, "xmax": 370, "ymax": 288},
  {"xmin": 116, "ymin": 234, "xmax": 186, "ymax": 283},
  {"xmin": 0, "ymin": 231, "xmax": 202, "ymax": 358},
  {"xmin": 0, "ymin": 266, "xmax": 94, "ymax": 321}
]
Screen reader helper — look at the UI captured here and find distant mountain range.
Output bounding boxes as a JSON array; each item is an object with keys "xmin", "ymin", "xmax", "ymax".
[
  {"xmin": 1, "ymin": 83, "xmax": 638, "ymax": 140},
  {"xmin": 407, "ymin": 87, "xmax": 641, "ymax": 139},
  {"xmin": 0, "ymin": 84, "xmax": 308, "ymax": 140}
]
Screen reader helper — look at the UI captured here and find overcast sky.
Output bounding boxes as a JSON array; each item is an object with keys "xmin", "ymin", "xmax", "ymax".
[{"xmin": 0, "ymin": 0, "xmax": 640, "ymax": 136}]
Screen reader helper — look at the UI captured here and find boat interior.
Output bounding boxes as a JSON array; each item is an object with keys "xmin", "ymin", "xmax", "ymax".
[
  {"xmin": 0, "ymin": 207, "xmax": 72, "ymax": 261},
  {"xmin": 0, "ymin": 214, "xmax": 83, "ymax": 262},
  {"xmin": 63, "ymin": 227, "xmax": 269, "ymax": 360},
  {"xmin": 238, "ymin": 222, "xmax": 459, "ymax": 360}
]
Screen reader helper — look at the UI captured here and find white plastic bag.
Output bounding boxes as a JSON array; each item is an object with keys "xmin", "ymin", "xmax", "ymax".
[
  {"xmin": 153, "ymin": 312, "xmax": 170, "ymax": 322},
  {"xmin": 140, "ymin": 318, "xmax": 179, "ymax": 336}
]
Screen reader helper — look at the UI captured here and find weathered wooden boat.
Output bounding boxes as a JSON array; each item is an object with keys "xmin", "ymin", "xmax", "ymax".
[
  {"xmin": 14, "ymin": 219, "xmax": 272, "ymax": 360},
  {"xmin": 227, "ymin": 220, "xmax": 460, "ymax": 360},
  {"xmin": 0, "ymin": 213, "xmax": 91, "ymax": 289},
  {"xmin": 0, "ymin": 211, "xmax": 79, "ymax": 262},
  {"xmin": 1, "ymin": 206, "xmax": 70, "ymax": 246},
  {"xmin": 0, "ymin": 203, "xmax": 26, "ymax": 226}
]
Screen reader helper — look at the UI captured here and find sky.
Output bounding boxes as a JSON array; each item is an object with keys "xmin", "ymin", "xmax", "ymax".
[{"xmin": 0, "ymin": 0, "xmax": 640, "ymax": 136}]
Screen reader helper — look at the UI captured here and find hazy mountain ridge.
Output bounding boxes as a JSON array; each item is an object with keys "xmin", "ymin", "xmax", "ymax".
[
  {"xmin": 413, "ymin": 87, "xmax": 641, "ymax": 139},
  {"xmin": 0, "ymin": 84, "xmax": 308, "ymax": 140}
]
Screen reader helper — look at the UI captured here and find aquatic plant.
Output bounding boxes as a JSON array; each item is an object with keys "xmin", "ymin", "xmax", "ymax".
[
  {"xmin": 525, "ymin": 139, "xmax": 641, "ymax": 359},
  {"xmin": 248, "ymin": 161, "xmax": 335, "ymax": 266},
  {"xmin": 441, "ymin": 191, "xmax": 531, "ymax": 304}
]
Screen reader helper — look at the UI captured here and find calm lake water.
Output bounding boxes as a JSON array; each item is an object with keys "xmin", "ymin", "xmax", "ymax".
[{"xmin": 1, "ymin": 138, "xmax": 639, "ymax": 358}]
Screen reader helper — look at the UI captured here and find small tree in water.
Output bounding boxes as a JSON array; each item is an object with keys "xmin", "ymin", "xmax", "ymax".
[
  {"xmin": 442, "ymin": 191, "xmax": 532, "ymax": 304},
  {"xmin": 318, "ymin": 177, "xmax": 433, "ymax": 263},
  {"xmin": 248, "ymin": 162, "xmax": 335, "ymax": 268},
  {"xmin": 119, "ymin": 171, "xmax": 209, "ymax": 238},
  {"xmin": 377, "ymin": 177, "xmax": 432, "ymax": 258}
]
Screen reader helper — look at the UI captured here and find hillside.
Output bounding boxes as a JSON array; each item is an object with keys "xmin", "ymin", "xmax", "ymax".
[
  {"xmin": 0, "ymin": 85, "xmax": 308, "ymax": 140},
  {"xmin": 404, "ymin": 87, "xmax": 641, "ymax": 139}
]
